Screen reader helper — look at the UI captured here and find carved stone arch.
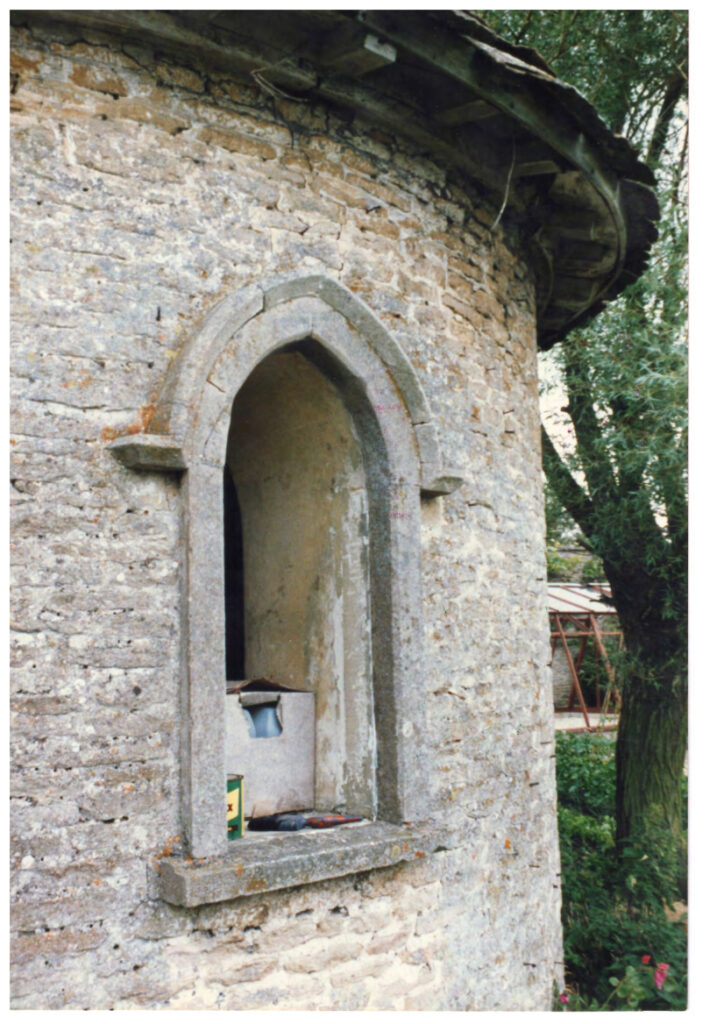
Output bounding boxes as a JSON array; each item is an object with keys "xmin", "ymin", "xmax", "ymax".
[
  {"xmin": 110, "ymin": 274, "xmax": 458, "ymax": 859},
  {"xmin": 110, "ymin": 273, "xmax": 462, "ymax": 497}
]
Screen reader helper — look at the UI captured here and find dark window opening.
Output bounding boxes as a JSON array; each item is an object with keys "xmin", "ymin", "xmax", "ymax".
[{"xmin": 224, "ymin": 463, "xmax": 246, "ymax": 680}]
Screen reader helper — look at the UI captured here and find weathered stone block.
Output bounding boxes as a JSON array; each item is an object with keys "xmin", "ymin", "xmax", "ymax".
[{"xmin": 197, "ymin": 124, "xmax": 277, "ymax": 162}]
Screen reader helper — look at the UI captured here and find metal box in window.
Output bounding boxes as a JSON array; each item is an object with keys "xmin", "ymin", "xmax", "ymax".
[{"xmin": 226, "ymin": 679, "xmax": 315, "ymax": 819}]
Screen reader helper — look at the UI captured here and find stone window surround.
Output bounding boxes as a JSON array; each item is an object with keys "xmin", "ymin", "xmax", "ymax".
[{"xmin": 110, "ymin": 274, "xmax": 461, "ymax": 904}]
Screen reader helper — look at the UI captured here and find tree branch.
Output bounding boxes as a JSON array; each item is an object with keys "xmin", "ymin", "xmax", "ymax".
[
  {"xmin": 549, "ymin": 10, "xmax": 580, "ymax": 65},
  {"xmin": 656, "ymin": 435, "xmax": 688, "ymax": 562},
  {"xmin": 645, "ymin": 72, "xmax": 686, "ymax": 168},
  {"xmin": 563, "ymin": 342, "xmax": 620, "ymax": 504},
  {"xmin": 513, "ymin": 10, "xmax": 534, "ymax": 45},
  {"xmin": 673, "ymin": 119, "xmax": 689, "ymax": 199},
  {"xmin": 541, "ymin": 426, "xmax": 597, "ymax": 540}
]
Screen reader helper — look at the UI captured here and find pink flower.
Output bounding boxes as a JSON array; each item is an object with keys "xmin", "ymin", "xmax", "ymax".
[
  {"xmin": 559, "ymin": 993, "xmax": 570, "ymax": 1004},
  {"xmin": 654, "ymin": 963, "xmax": 670, "ymax": 990},
  {"xmin": 641, "ymin": 955, "xmax": 651, "ymax": 965}
]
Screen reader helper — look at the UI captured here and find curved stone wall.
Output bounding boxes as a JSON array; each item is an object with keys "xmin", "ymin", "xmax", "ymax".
[{"xmin": 10, "ymin": 21, "xmax": 561, "ymax": 1011}]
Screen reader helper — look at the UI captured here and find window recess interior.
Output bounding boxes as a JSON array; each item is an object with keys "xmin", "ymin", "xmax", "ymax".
[{"xmin": 224, "ymin": 344, "xmax": 377, "ymax": 820}]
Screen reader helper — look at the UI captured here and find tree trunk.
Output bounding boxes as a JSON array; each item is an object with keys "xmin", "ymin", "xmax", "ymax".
[
  {"xmin": 614, "ymin": 656, "xmax": 687, "ymax": 906},
  {"xmin": 606, "ymin": 563, "xmax": 687, "ymax": 854},
  {"xmin": 543, "ymin": 422, "xmax": 688, "ymax": 855},
  {"xmin": 615, "ymin": 661, "xmax": 687, "ymax": 847}
]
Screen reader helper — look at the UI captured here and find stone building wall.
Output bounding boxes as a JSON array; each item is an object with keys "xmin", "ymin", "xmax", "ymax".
[{"xmin": 10, "ymin": 21, "xmax": 562, "ymax": 1010}]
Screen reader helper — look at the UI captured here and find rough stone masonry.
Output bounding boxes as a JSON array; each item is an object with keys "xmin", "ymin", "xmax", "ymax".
[{"xmin": 10, "ymin": 11, "xmax": 655, "ymax": 1011}]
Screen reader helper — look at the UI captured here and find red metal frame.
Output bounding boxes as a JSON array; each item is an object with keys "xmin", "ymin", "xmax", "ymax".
[{"xmin": 549, "ymin": 594, "xmax": 622, "ymax": 731}]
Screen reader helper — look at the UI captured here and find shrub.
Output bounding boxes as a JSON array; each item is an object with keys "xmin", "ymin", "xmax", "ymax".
[
  {"xmin": 555, "ymin": 731, "xmax": 687, "ymax": 1010},
  {"xmin": 555, "ymin": 732, "xmax": 616, "ymax": 817}
]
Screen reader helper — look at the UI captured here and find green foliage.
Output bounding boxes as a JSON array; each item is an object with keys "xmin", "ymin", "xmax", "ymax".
[
  {"xmin": 481, "ymin": 10, "xmax": 688, "ymax": 152},
  {"xmin": 552, "ymin": 192, "xmax": 688, "ymax": 599},
  {"xmin": 556, "ymin": 733, "xmax": 615, "ymax": 816},
  {"xmin": 483, "ymin": 7, "xmax": 689, "ymax": 851},
  {"xmin": 580, "ymin": 555, "xmax": 604, "ymax": 585},
  {"xmin": 575, "ymin": 637, "xmax": 619, "ymax": 707},
  {"xmin": 544, "ymin": 482, "xmax": 602, "ymax": 582},
  {"xmin": 546, "ymin": 544, "xmax": 577, "ymax": 582},
  {"xmin": 556, "ymin": 957, "xmax": 686, "ymax": 1012},
  {"xmin": 619, "ymin": 825, "xmax": 682, "ymax": 912},
  {"xmin": 490, "ymin": 8, "xmax": 689, "ymax": 618},
  {"xmin": 546, "ymin": 543, "xmax": 605, "ymax": 584},
  {"xmin": 555, "ymin": 732, "xmax": 687, "ymax": 1010},
  {"xmin": 482, "ymin": 11, "xmax": 690, "ymax": 1006},
  {"xmin": 539, "ymin": 187, "xmax": 688, "ymax": 624},
  {"xmin": 545, "ymin": 487, "xmax": 580, "ymax": 549}
]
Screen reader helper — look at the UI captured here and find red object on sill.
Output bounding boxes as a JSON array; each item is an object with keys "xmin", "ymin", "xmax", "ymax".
[{"xmin": 304, "ymin": 814, "xmax": 362, "ymax": 829}]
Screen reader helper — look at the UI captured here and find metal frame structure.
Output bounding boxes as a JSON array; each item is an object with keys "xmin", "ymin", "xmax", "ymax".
[{"xmin": 548, "ymin": 584, "xmax": 622, "ymax": 731}]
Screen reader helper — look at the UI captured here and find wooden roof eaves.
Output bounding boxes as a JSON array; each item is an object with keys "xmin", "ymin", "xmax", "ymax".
[
  {"xmin": 12, "ymin": 8, "xmax": 659, "ymax": 349},
  {"xmin": 354, "ymin": 10, "xmax": 659, "ymax": 348},
  {"xmin": 431, "ymin": 10, "xmax": 556, "ymax": 75}
]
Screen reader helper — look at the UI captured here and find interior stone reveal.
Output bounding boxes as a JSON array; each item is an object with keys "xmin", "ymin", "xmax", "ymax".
[{"xmin": 226, "ymin": 348, "xmax": 376, "ymax": 817}]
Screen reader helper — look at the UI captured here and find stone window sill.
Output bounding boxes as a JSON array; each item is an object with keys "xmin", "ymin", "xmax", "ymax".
[{"xmin": 158, "ymin": 821, "xmax": 446, "ymax": 907}]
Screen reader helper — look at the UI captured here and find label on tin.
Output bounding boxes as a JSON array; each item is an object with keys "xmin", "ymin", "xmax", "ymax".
[{"xmin": 227, "ymin": 775, "xmax": 244, "ymax": 839}]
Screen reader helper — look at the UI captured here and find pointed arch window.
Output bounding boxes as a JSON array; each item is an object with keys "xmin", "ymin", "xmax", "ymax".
[{"xmin": 110, "ymin": 275, "xmax": 461, "ymax": 904}]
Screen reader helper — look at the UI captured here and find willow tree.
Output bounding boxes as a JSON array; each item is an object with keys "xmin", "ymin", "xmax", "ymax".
[{"xmin": 483, "ymin": 10, "xmax": 689, "ymax": 853}]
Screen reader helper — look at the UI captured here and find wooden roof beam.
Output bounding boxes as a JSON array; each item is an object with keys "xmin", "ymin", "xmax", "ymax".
[
  {"xmin": 436, "ymin": 98, "xmax": 500, "ymax": 127},
  {"xmin": 357, "ymin": 10, "xmax": 625, "ymax": 260},
  {"xmin": 513, "ymin": 159, "xmax": 561, "ymax": 178},
  {"xmin": 547, "ymin": 220, "xmax": 614, "ymax": 243},
  {"xmin": 509, "ymin": 139, "xmax": 564, "ymax": 178},
  {"xmin": 317, "ymin": 23, "xmax": 397, "ymax": 77},
  {"xmin": 15, "ymin": 8, "xmax": 319, "ymax": 93},
  {"xmin": 314, "ymin": 75, "xmax": 520, "ymax": 210},
  {"xmin": 360, "ymin": 13, "xmax": 597, "ymax": 177}
]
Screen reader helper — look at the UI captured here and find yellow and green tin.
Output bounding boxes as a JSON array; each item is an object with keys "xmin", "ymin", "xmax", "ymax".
[{"xmin": 226, "ymin": 775, "xmax": 244, "ymax": 839}]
